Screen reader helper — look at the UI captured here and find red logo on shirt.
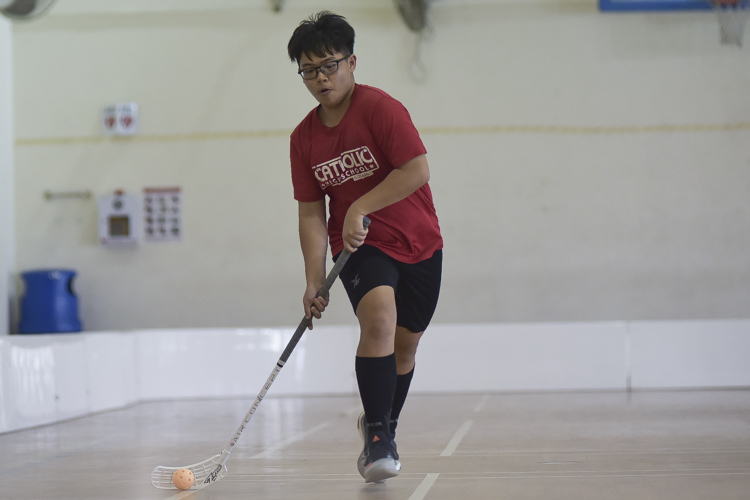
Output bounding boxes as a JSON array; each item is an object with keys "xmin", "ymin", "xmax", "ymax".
[{"xmin": 313, "ymin": 146, "xmax": 379, "ymax": 189}]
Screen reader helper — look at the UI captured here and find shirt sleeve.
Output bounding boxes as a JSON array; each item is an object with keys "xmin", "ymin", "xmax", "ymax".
[
  {"xmin": 369, "ymin": 96, "xmax": 427, "ymax": 168},
  {"xmin": 290, "ymin": 127, "xmax": 325, "ymax": 202}
]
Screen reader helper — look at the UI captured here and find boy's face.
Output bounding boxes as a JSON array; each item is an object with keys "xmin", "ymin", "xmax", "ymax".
[{"xmin": 298, "ymin": 51, "xmax": 356, "ymax": 110}]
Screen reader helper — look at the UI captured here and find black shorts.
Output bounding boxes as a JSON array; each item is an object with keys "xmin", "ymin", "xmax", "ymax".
[{"xmin": 335, "ymin": 244, "xmax": 442, "ymax": 333}]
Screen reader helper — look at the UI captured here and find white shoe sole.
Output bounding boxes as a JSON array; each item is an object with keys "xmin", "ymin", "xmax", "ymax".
[{"xmin": 364, "ymin": 457, "xmax": 401, "ymax": 484}]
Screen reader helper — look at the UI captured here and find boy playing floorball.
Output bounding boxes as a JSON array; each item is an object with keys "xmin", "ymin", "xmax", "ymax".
[{"xmin": 287, "ymin": 11, "xmax": 443, "ymax": 483}]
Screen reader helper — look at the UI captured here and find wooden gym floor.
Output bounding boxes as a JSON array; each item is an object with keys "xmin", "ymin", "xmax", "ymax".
[{"xmin": 1, "ymin": 390, "xmax": 749, "ymax": 499}]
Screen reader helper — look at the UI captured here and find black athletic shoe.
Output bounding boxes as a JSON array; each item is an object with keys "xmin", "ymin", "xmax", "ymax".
[{"xmin": 357, "ymin": 412, "xmax": 401, "ymax": 483}]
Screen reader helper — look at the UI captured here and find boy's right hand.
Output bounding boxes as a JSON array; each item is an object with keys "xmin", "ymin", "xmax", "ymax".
[{"xmin": 303, "ymin": 284, "xmax": 329, "ymax": 330}]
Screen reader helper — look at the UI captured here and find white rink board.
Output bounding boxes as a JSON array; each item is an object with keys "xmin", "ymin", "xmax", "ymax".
[{"xmin": 2, "ymin": 319, "xmax": 750, "ymax": 434}]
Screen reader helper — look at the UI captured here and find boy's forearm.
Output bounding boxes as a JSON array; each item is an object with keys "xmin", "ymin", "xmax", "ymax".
[
  {"xmin": 349, "ymin": 154, "xmax": 430, "ymax": 218},
  {"xmin": 298, "ymin": 201, "xmax": 329, "ymax": 286}
]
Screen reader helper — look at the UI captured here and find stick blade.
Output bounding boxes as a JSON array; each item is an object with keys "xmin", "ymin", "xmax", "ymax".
[{"xmin": 151, "ymin": 454, "xmax": 227, "ymax": 489}]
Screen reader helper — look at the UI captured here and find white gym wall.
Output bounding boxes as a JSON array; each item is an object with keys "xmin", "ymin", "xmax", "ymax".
[
  {"xmin": 8, "ymin": 0, "xmax": 750, "ymax": 331},
  {"xmin": 1, "ymin": 16, "xmax": 13, "ymax": 337}
]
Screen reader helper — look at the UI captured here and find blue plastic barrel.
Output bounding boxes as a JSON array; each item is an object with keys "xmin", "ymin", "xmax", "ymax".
[{"xmin": 18, "ymin": 269, "xmax": 83, "ymax": 334}]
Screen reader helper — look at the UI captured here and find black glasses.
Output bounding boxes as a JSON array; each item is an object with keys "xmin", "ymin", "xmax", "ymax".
[{"xmin": 298, "ymin": 56, "xmax": 350, "ymax": 80}]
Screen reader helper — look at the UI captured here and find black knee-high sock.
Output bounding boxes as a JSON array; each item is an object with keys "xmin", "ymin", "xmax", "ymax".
[
  {"xmin": 355, "ymin": 354, "xmax": 397, "ymax": 435},
  {"xmin": 390, "ymin": 367, "xmax": 414, "ymax": 436}
]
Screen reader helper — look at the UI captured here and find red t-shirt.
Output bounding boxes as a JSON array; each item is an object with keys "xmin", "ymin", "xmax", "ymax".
[{"xmin": 290, "ymin": 84, "xmax": 442, "ymax": 264}]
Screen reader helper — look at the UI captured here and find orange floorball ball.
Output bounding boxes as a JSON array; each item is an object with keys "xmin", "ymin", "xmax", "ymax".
[{"xmin": 172, "ymin": 468, "xmax": 195, "ymax": 490}]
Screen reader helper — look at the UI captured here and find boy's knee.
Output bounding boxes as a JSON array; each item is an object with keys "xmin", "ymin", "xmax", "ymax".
[{"xmin": 360, "ymin": 315, "xmax": 396, "ymax": 341}]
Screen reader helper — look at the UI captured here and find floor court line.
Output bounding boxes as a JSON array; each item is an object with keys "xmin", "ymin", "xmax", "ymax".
[
  {"xmin": 452, "ymin": 449, "xmax": 750, "ymax": 459},
  {"xmin": 409, "ymin": 473, "xmax": 440, "ymax": 500},
  {"xmin": 429, "ymin": 471, "xmax": 750, "ymax": 480},
  {"xmin": 251, "ymin": 422, "xmax": 330, "ymax": 459},
  {"xmin": 473, "ymin": 394, "xmax": 489, "ymax": 413},
  {"xmin": 440, "ymin": 420, "xmax": 473, "ymax": 457}
]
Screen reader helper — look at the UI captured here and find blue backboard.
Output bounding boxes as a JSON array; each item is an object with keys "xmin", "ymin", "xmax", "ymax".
[{"xmin": 599, "ymin": 0, "xmax": 711, "ymax": 10}]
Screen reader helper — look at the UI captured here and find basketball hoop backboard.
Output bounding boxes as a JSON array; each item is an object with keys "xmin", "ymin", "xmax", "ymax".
[
  {"xmin": 599, "ymin": 0, "xmax": 710, "ymax": 10},
  {"xmin": 599, "ymin": 0, "xmax": 749, "ymax": 47}
]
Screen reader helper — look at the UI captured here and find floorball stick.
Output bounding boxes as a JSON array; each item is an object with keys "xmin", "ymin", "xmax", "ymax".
[{"xmin": 151, "ymin": 217, "xmax": 370, "ymax": 489}]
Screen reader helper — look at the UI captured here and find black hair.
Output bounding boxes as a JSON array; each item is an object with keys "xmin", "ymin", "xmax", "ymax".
[{"xmin": 287, "ymin": 11, "xmax": 355, "ymax": 64}]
